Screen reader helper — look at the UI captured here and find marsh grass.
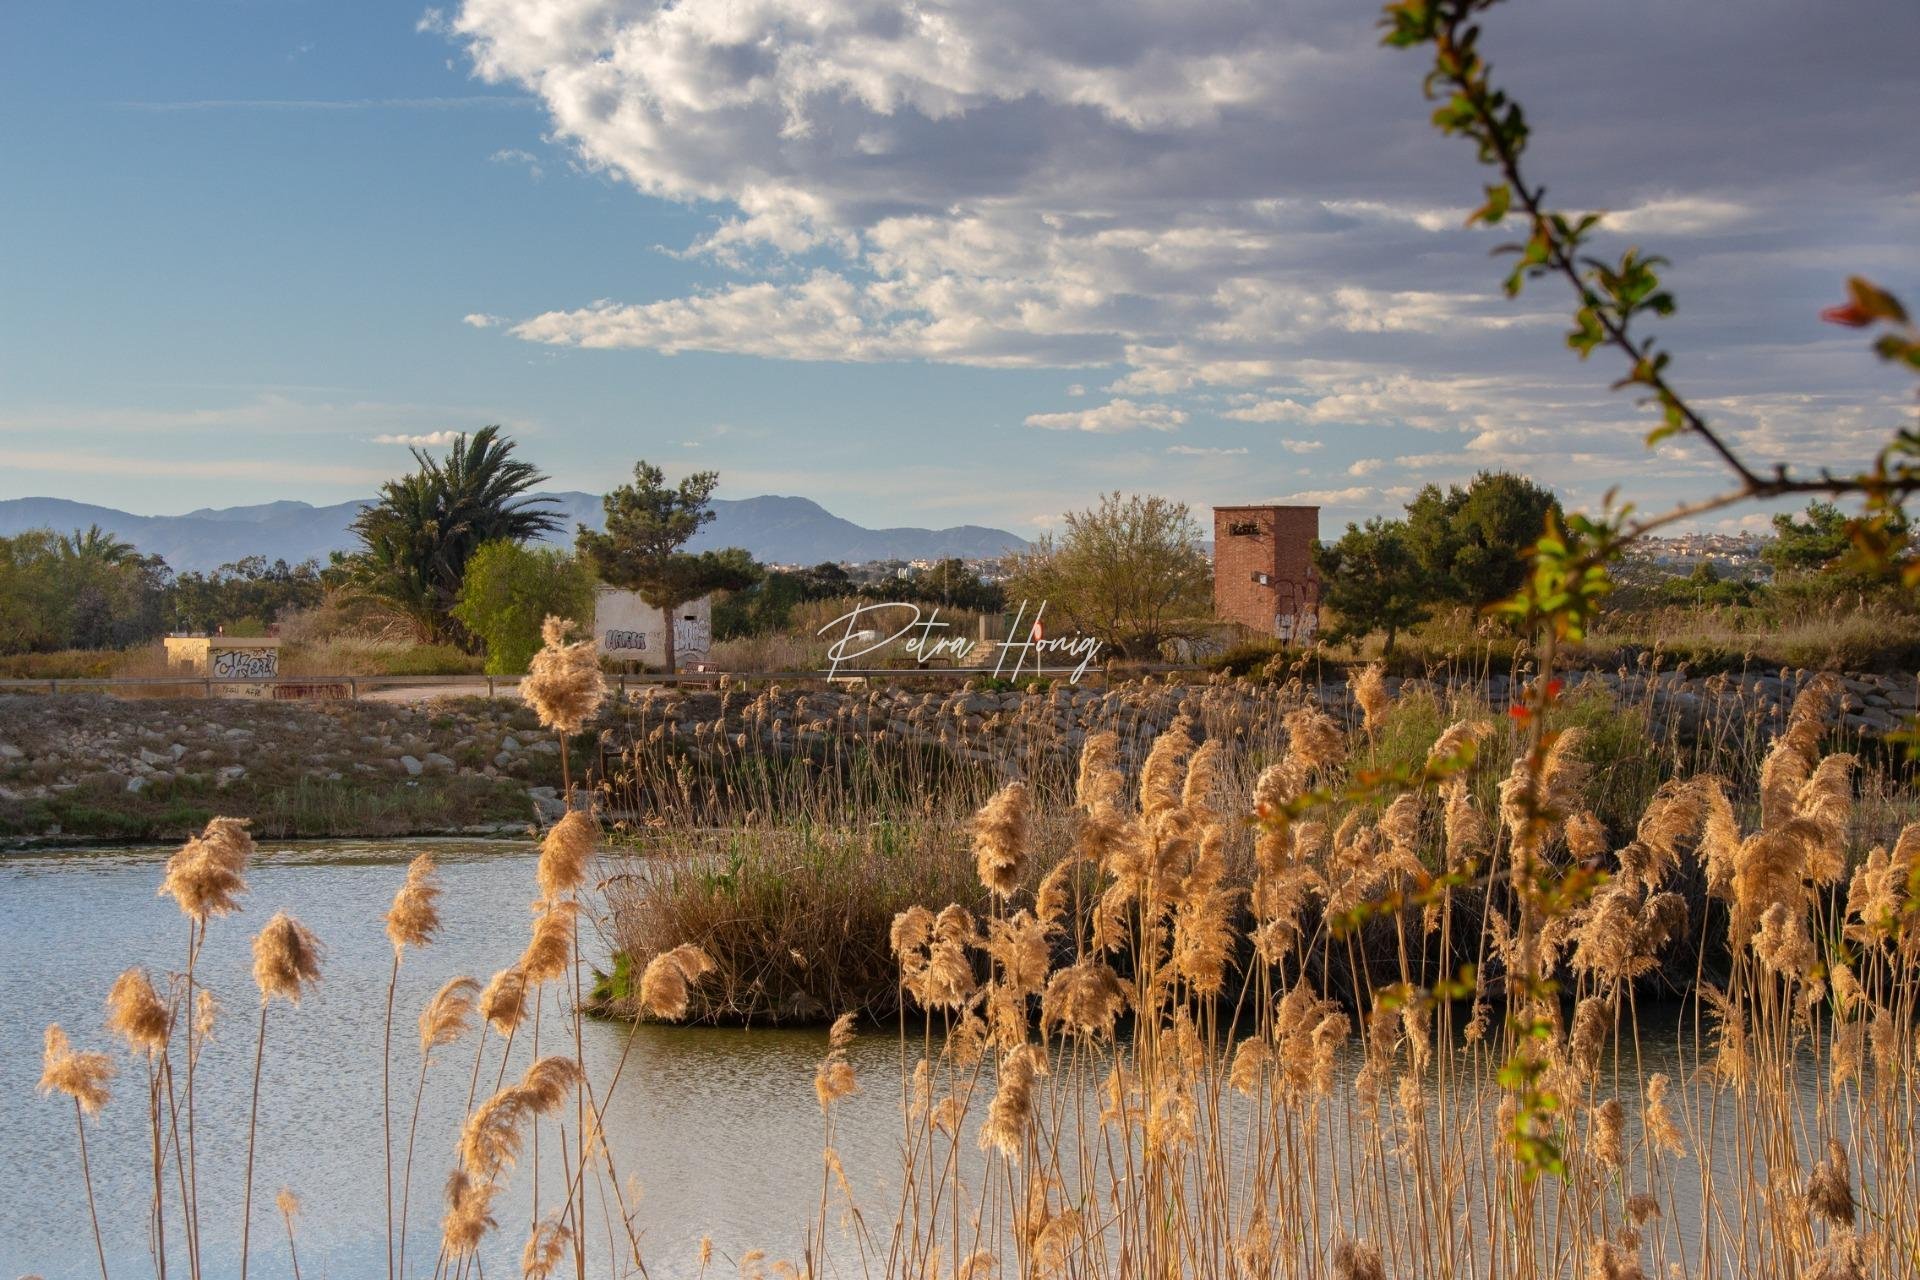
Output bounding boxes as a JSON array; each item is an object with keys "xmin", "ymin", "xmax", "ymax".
[{"xmin": 25, "ymin": 658, "xmax": 1920, "ymax": 1279}]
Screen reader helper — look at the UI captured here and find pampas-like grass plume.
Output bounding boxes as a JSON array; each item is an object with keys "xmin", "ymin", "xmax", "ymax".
[
  {"xmin": 159, "ymin": 815, "xmax": 255, "ymax": 922},
  {"xmin": 441, "ymin": 1168, "xmax": 499, "ymax": 1257},
  {"xmin": 1040, "ymin": 960, "xmax": 1125, "ymax": 1039},
  {"xmin": 385, "ymin": 852, "xmax": 441, "ymax": 952},
  {"xmin": 523, "ymin": 616, "xmax": 606, "ymax": 735},
  {"xmin": 1139, "ymin": 725, "xmax": 1192, "ymax": 825},
  {"xmin": 979, "ymin": 1044, "xmax": 1048, "ymax": 1158},
  {"xmin": 521, "ymin": 1212, "xmax": 574, "ymax": 1280},
  {"xmin": 1807, "ymin": 1138, "xmax": 1856, "ymax": 1226},
  {"xmin": 105, "ymin": 966, "xmax": 171, "ymax": 1055},
  {"xmin": 461, "ymin": 1056, "xmax": 582, "ymax": 1180},
  {"xmin": 39, "ymin": 1024, "xmax": 113, "ymax": 1115},
  {"xmin": 462, "ymin": 1089, "xmax": 530, "ymax": 1179},
  {"xmin": 419, "ymin": 976, "xmax": 482, "ymax": 1054},
  {"xmin": 1333, "ymin": 1237, "xmax": 1385, "ymax": 1280},
  {"xmin": 516, "ymin": 1055, "xmax": 583, "ymax": 1116},
  {"xmin": 536, "ymin": 807, "xmax": 598, "ymax": 901},
  {"xmin": 520, "ymin": 898, "xmax": 578, "ymax": 985},
  {"xmin": 815, "ymin": 1012, "xmax": 860, "ymax": 1112},
  {"xmin": 196, "ymin": 988, "xmax": 219, "ymax": 1043},
  {"xmin": 480, "ymin": 965, "xmax": 530, "ymax": 1035},
  {"xmin": 1281, "ymin": 706, "xmax": 1345, "ymax": 791},
  {"xmin": 639, "ymin": 943, "xmax": 716, "ymax": 1020},
  {"xmin": 973, "ymin": 780, "xmax": 1031, "ymax": 898},
  {"xmin": 1075, "ymin": 731, "xmax": 1124, "ymax": 813},
  {"xmin": 252, "ymin": 912, "xmax": 323, "ymax": 1005},
  {"xmin": 1350, "ymin": 664, "xmax": 1389, "ymax": 736}
]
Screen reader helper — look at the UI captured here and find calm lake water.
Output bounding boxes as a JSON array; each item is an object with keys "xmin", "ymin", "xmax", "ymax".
[
  {"xmin": 0, "ymin": 840, "xmax": 1868, "ymax": 1280},
  {"xmin": 0, "ymin": 839, "xmax": 907, "ymax": 1280}
]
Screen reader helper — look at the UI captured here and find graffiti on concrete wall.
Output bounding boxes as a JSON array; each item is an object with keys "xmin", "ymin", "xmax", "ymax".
[
  {"xmin": 604, "ymin": 630, "xmax": 649, "ymax": 652},
  {"xmin": 674, "ymin": 616, "xmax": 711, "ymax": 656},
  {"xmin": 210, "ymin": 648, "xmax": 278, "ymax": 679}
]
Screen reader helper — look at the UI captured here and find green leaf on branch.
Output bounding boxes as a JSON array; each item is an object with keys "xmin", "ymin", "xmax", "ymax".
[{"xmin": 1469, "ymin": 182, "xmax": 1511, "ymax": 226}]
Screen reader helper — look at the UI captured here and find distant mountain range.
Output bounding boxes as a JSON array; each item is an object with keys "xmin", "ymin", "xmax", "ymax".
[{"xmin": 0, "ymin": 493, "xmax": 1029, "ymax": 573}]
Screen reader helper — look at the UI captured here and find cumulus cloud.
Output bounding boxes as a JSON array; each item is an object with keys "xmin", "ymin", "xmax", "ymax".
[
  {"xmin": 437, "ymin": 0, "xmax": 1920, "ymax": 520},
  {"xmin": 462, "ymin": 312, "xmax": 506, "ymax": 328},
  {"xmin": 1347, "ymin": 457, "xmax": 1384, "ymax": 476},
  {"xmin": 1167, "ymin": 444, "xmax": 1249, "ymax": 457},
  {"xmin": 373, "ymin": 430, "xmax": 463, "ymax": 446},
  {"xmin": 1025, "ymin": 399, "xmax": 1187, "ymax": 433}
]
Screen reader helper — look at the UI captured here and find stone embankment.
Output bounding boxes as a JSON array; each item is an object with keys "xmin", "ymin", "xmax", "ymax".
[
  {"xmin": 1, "ymin": 666, "xmax": 1910, "ymax": 840},
  {"xmin": 0, "ymin": 694, "xmax": 564, "ymax": 841}
]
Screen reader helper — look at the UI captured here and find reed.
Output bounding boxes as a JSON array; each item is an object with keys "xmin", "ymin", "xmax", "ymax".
[{"xmin": 24, "ymin": 654, "xmax": 1920, "ymax": 1279}]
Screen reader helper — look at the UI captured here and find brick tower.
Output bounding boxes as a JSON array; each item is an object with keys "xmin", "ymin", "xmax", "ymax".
[{"xmin": 1212, "ymin": 505, "xmax": 1320, "ymax": 641}]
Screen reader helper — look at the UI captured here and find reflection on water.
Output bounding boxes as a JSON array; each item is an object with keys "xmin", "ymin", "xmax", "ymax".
[{"xmin": 0, "ymin": 840, "xmax": 905, "ymax": 1280}]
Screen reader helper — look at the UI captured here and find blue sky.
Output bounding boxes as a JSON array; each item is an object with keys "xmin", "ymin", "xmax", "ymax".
[{"xmin": 3, "ymin": 0, "xmax": 1915, "ymax": 537}]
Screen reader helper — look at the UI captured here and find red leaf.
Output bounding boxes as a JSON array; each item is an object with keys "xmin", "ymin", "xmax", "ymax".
[{"xmin": 1821, "ymin": 301, "xmax": 1874, "ymax": 328}]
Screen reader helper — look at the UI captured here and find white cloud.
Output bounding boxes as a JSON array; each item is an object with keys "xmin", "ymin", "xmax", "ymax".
[
  {"xmin": 462, "ymin": 312, "xmax": 506, "ymax": 328},
  {"xmin": 437, "ymin": 0, "xmax": 1541, "ymax": 399},
  {"xmin": 372, "ymin": 430, "xmax": 463, "ymax": 446},
  {"xmin": 1608, "ymin": 195, "xmax": 1748, "ymax": 235},
  {"xmin": 0, "ymin": 448, "xmax": 383, "ymax": 485},
  {"xmin": 1167, "ymin": 444, "xmax": 1249, "ymax": 457},
  {"xmin": 1277, "ymin": 484, "xmax": 1417, "ymax": 506},
  {"xmin": 1025, "ymin": 399, "xmax": 1188, "ymax": 433},
  {"xmin": 1347, "ymin": 457, "xmax": 1384, "ymax": 476},
  {"xmin": 1280, "ymin": 439, "xmax": 1324, "ymax": 454},
  {"xmin": 434, "ymin": 0, "xmax": 1918, "ymax": 522},
  {"xmin": 488, "ymin": 147, "xmax": 544, "ymax": 180}
]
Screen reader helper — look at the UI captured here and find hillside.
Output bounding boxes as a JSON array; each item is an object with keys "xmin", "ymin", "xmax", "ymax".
[{"xmin": 0, "ymin": 493, "xmax": 1028, "ymax": 572}]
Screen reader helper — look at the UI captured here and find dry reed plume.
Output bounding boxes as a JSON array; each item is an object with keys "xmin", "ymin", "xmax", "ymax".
[{"xmin": 26, "ymin": 664, "xmax": 1920, "ymax": 1279}]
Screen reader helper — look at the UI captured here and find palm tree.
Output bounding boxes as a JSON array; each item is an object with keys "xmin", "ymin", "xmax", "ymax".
[
  {"xmin": 59, "ymin": 525, "xmax": 137, "ymax": 566},
  {"xmin": 344, "ymin": 427, "xmax": 562, "ymax": 645}
]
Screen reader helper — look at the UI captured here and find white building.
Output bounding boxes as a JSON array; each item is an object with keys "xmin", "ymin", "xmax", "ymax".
[{"xmin": 591, "ymin": 587, "xmax": 713, "ymax": 670}]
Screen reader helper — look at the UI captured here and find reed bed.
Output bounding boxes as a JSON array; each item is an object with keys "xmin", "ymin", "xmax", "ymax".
[{"xmin": 27, "ymin": 624, "xmax": 1920, "ymax": 1279}]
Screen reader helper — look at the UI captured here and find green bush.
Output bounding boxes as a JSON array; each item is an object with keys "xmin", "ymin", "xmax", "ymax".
[
  {"xmin": 376, "ymin": 644, "xmax": 486, "ymax": 676},
  {"xmin": 452, "ymin": 540, "xmax": 597, "ymax": 675}
]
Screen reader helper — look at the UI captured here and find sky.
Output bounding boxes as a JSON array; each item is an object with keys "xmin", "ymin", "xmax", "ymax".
[{"xmin": 1, "ymin": 0, "xmax": 1915, "ymax": 537}]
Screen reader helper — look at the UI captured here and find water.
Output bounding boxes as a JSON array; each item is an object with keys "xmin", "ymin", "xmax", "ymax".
[
  {"xmin": 0, "ymin": 840, "xmax": 905, "ymax": 1280},
  {"xmin": 0, "ymin": 840, "xmax": 1878, "ymax": 1279}
]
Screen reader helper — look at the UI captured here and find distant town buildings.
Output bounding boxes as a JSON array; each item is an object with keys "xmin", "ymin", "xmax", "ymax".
[{"xmin": 1624, "ymin": 532, "xmax": 1770, "ymax": 578}]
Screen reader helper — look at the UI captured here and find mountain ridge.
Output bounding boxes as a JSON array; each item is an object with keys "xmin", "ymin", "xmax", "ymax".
[{"xmin": 0, "ymin": 493, "xmax": 1029, "ymax": 573}]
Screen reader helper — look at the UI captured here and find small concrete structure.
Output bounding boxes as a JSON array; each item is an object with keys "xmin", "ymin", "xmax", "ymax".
[
  {"xmin": 1212, "ymin": 505, "xmax": 1321, "ymax": 643},
  {"xmin": 163, "ymin": 635, "xmax": 281, "ymax": 697},
  {"xmin": 592, "ymin": 588, "xmax": 713, "ymax": 670}
]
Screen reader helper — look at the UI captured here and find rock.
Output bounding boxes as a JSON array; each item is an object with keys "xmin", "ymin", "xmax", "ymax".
[
  {"xmin": 0, "ymin": 741, "xmax": 22, "ymax": 760},
  {"xmin": 216, "ymin": 765, "xmax": 246, "ymax": 786},
  {"xmin": 529, "ymin": 740, "xmax": 559, "ymax": 755},
  {"xmin": 526, "ymin": 785, "xmax": 565, "ymax": 821},
  {"xmin": 493, "ymin": 751, "xmax": 514, "ymax": 768},
  {"xmin": 400, "ymin": 755, "xmax": 425, "ymax": 777},
  {"xmin": 422, "ymin": 752, "xmax": 456, "ymax": 772},
  {"xmin": 126, "ymin": 776, "xmax": 146, "ymax": 793},
  {"xmin": 139, "ymin": 747, "xmax": 169, "ymax": 766},
  {"xmin": 501, "ymin": 735, "xmax": 521, "ymax": 752}
]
